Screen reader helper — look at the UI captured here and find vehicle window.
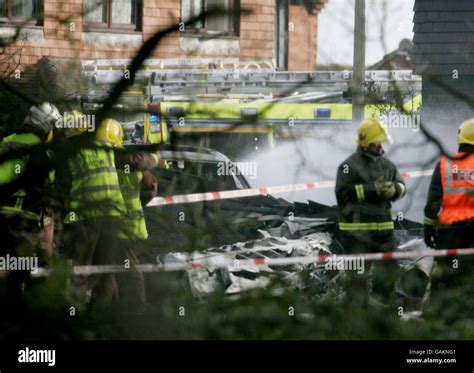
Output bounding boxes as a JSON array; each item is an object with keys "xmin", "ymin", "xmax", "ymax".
[{"xmin": 154, "ymin": 160, "xmax": 240, "ymax": 196}]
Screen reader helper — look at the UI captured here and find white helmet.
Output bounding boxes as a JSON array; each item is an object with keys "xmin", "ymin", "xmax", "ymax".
[{"xmin": 24, "ymin": 102, "xmax": 62, "ymax": 134}]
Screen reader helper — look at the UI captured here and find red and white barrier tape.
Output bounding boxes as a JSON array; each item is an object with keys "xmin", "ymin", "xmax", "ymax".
[
  {"xmin": 31, "ymin": 246, "xmax": 474, "ymax": 277},
  {"xmin": 146, "ymin": 169, "xmax": 434, "ymax": 207}
]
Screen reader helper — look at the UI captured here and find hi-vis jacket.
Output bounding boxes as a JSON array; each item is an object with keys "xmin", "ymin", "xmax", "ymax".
[
  {"xmin": 65, "ymin": 141, "xmax": 126, "ymax": 222},
  {"xmin": 424, "ymin": 145, "xmax": 474, "ymax": 226},
  {"xmin": 335, "ymin": 147, "xmax": 406, "ymax": 232},
  {"xmin": 0, "ymin": 132, "xmax": 47, "ymax": 220},
  {"xmin": 116, "ymin": 151, "xmax": 158, "ymax": 241}
]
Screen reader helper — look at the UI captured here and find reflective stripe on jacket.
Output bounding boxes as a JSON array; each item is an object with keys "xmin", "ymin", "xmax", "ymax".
[{"xmin": 335, "ymin": 147, "xmax": 405, "ymax": 231}]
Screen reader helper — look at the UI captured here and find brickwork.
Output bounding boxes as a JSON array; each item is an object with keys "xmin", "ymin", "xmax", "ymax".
[{"xmin": 1, "ymin": 0, "xmax": 328, "ymax": 72}]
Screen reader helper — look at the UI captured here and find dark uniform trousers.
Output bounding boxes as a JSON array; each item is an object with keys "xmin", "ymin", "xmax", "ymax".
[
  {"xmin": 340, "ymin": 230, "xmax": 402, "ymax": 308},
  {"xmin": 0, "ymin": 215, "xmax": 40, "ymax": 312},
  {"xmin": 434, "ymin": 219, "xmax": 474, "ymax": 290},
  {"xmin": 64, "ymin": 217, "xmax": 121, "ymax": 306},
  {"xmin": 115, "ymin": 238, "xmax": 146, "ymax": 315}
]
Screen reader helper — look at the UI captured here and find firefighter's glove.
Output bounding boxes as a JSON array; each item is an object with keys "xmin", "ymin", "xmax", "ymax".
[
  {"xmin": 374, "ymin": 176, "xmax": 386, "ymax": 198},
  {"xmin": 381, "ymin": 181, "xmax": 397, "ymax": 200},
  {"xmin": 424, "ymin": 224, "xmax": 438, "ymax": 248}
]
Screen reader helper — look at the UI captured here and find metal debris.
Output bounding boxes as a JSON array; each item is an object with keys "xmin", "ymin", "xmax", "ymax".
[{"xmin": 160, "ymin": 228, "xmax": 433, "ymax": 302}]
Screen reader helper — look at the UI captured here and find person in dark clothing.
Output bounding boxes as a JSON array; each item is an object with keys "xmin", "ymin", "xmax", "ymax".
[
  {"xmin": 335, "ymin": 118, "xmax": 406, "ymax": 307},
  {"xmin": 424, "ymin": 118, "xmax": 474, "ymax": 287}
]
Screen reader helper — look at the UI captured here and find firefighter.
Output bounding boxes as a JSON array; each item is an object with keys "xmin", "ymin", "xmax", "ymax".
[
  {"xmin": 335, "ymin": 118, "xmax": 406, "ymax": 306},
  {"xmin": 107, "ymin": 119, "xmax": 158, "ymax": 315},
  {"xmin": 0, "ymin": 103, "xmax": 61, "ymax": 308},
  {"xmin": 45, "ymin": 110, "xmax": 92, "ymax": 259},
  {"xmin": 60, "ymin": 117, "xmax": 127, "ymax": 307},
  {"xmin": 424, "ymin": 118, "xmax": 474, "ymax": 284}
]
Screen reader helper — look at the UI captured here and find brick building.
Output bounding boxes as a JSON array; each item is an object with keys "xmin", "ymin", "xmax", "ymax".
[{"xmin": 0, "ymin": 0, "xmax": 328, "ymax": 74}]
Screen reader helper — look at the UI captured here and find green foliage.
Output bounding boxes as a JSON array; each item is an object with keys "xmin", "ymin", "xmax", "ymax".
[{"xmin": 2, "ymin": 261, "xmax": 474, "ymax": 340}]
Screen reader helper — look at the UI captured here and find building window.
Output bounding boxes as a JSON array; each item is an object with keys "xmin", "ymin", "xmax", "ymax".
[
  {"xmin": 83, "ymin": 0, "xmax": 142, "ymax": 31},
  {"xmin": 0, "ymin": 0, "xmax": 43, "ymax": 25},
  {"xmin": 182, "ymin": 0, "xmax": 239, "ymax": 36}
]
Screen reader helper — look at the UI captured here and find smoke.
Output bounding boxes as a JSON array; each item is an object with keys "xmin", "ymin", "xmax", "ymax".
[{"xmin": 246, "ymin": 118, "xmax": 459, "ymax": 222}]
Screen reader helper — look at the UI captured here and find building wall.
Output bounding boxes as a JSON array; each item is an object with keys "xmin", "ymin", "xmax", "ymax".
[
  {"xmin": 413, "ymin": 0, "xmax": 474, "ymax": 123},
  {"xmin": 288, "ymin": 4, "xmax": 318, "ymax": 71},
  {"xmin": 1, "ymin": 0, "xmax": 326, "ymax": 72}
]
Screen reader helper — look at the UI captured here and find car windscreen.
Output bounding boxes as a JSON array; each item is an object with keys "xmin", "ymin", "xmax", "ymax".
[{"xmin": 152, "ymin": 160, "xmax": 247, "ymax": 196}]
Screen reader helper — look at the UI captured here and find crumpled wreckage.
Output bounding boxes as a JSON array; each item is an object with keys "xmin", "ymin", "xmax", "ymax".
[{"xmin": 159, "ymin": 225, "xmax": 434, "ymax": 302}]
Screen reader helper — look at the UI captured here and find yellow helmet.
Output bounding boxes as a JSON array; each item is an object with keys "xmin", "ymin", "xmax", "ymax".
[
  {"xmin": 458, "ymin": 118, "xmax": 474, "ymax": 145},
  {"xmin": 96, "ymin": 118, "xmax": 123, "ymax": 148},
  {"xmin": 356, "ymin": 118, "xmax": 393, "ymax": 148}
]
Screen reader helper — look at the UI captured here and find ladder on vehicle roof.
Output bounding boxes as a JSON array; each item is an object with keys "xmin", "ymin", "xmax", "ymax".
[{"xmin": 81, "ymin": 58, "xmax": 422, "ymax": 97}]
